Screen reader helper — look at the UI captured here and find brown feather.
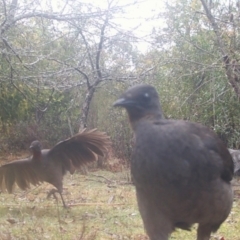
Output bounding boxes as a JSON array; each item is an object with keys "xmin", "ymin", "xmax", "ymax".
[
  {"xmin": 0, "ymin": 159, "xmax": 43, "ymax": 193},
  {"xmin": 0, "ymin": 128, "xmax": 111, "ymax": 207},
  {"xmin": 48, "ymin": 128, "xmax": 111, "ymax": 172},
  {"xmin": 113, "ymin": 84, "xmax": 233, "ymax": 240}
]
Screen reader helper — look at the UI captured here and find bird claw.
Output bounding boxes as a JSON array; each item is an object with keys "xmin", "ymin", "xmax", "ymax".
[
  {"xmin": 47, "ymin": 189, "xmax": 68, "ymax": 208},
  {"xmin": 47, "ymin": 189, "xmax": 58, "ymax": 200},
  {"xmin": 63, "ymin": 203, "xmax": 69, "ymax": 208}
]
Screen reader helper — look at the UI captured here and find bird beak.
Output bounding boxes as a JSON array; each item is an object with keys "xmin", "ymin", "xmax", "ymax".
[
  {"xmin": 113, "ymin": 98, "xmax": 126, "ymax": 107},
  {"xmin": 113, "ymin": 98, "xmax": 136, "ymax": 108}
]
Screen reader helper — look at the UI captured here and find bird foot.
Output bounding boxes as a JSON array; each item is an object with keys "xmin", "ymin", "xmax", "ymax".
[
  {"xmin": 47, "ymin": 189, "xmax": 58, "ymax": 200},
  {"xmin": 47, "ymin": 189, "xmax": 68, "ymax": 208},
  {"xmin": 63, "ymin": 203, "xmax": 69, "ymax": 209}
]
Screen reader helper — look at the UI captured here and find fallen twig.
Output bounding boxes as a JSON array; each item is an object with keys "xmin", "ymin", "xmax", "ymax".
[
  {"xmin": 89, "ymin": 174, "xmax": 113, "ymax": 183},
  {"xmin": 68, "ymin": 202, "xmax": 131, "ymax": 207}
]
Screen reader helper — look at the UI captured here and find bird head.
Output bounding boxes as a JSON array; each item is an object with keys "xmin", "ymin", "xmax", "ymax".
[
  {"xmin": 113, "ymin": 84, "xmax": 164, "ymax": 126},
  {"xmin": 29, "ymin": 140, "xmax": 42, "ymax": 152}
]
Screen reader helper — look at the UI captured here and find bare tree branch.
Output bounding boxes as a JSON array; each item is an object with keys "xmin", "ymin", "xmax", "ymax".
[{"xmin": 200, "ymin": 0, "xmax": 240, "ymax": 98}]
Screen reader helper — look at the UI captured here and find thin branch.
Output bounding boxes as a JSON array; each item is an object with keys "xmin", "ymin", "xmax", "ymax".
[
  {"xmin": 0, "ymin": 11, "xmax": 106, "ymax": 35},
  {"xmin": 48, "ymin": 58, "xmax": 90, "ymax": 84},
  {"xmin": 96, "ymin": 13, "xmax": 109, "ymax": 80},
  {"xmin": 1, "ymin": 0, "xmax": 18, "ymax": 35},
  {"xmin": 72, "ymin": 24, "xmax": 95, "ymax": 75},
  {"xmin": 1, "ymin": 0, "xmax": 7, "ymax": 28},
  {"xmin": 200, "ymin": 0, "xmax": 228, "ymax": 57},
  {"xmin": 5, "ymin": 55, "xmax": 56, "ymax": 113},
  {"xmin": 200, "ymin": 0, "xmax": 240, "ymax": 98},
  {"xmin": 2, "ymin": 38, "xmax": 30, "ymax": 71}
]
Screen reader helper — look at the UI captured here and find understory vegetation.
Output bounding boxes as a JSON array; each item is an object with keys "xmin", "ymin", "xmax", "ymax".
[
  {"xmin": 0, "ymin": 163, "xmax": 239, "ymax": 240},
  {"xmin": 1, "ymin": 0, "xmax": 240, "ymax": 239},
  {"xmin": 0, "ymin": 0, "xmax": 240, "ymax": 159}
]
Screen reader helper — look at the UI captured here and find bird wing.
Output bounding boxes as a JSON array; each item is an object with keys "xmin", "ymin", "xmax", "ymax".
[
  {"xmin": 188, "ymin": 122, "xmax": 234, "ymax": 182},
  {"xmin": 133, "ymin": 120, "xmax": 234, "ymax": 185},
  {"xmin": 47, "ymin": 128, "xmax": 111, "ymax": 172},
  {"xmin": 0, "ymin": 158, "xmax": 43, "ymax": 193}
]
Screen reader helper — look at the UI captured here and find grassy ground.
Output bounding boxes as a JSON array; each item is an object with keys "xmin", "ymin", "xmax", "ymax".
[{"xmin": 0, "ymin": 156, "xmax": 240, "ymax": 239}]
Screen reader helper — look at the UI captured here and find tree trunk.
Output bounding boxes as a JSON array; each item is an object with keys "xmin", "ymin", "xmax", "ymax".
[
  {"xmin": 200, "ymin": 0, "xmax": 240, "ymax": 99},
  {"xmin": 79, "ymin": 85, "xmax": 96, "ymax": 131}
]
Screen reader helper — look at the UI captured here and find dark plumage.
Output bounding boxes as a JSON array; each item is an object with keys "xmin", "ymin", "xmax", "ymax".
[
  {"xmin": 0, "ymin": 129, "xmax": 111, "ymax": 207},
  {"xmin": 113, "ymin": 84, "xmax": 233, "ymax": 240},
  {"xmin": 228, "ymin": 148, "xmax": 240, "ymax": 176}
]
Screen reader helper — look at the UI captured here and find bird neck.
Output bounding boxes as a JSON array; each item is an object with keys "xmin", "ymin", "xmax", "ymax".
[
  {"xmin": 129, "ymin": 111, "xmax": 164, "ymax": 131},
  {"xmin": 32, "ymin": 151, "xmax": 42, "ymax": 162}
]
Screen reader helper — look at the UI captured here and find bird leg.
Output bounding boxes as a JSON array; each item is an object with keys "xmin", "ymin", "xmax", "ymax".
[
  {"xmin": 197, "ymin": 224, "xmax": 211, "ymax": 240},
  {"xmin": 47, "ymin": 189, "xmax": 68, "ymax": 208}
]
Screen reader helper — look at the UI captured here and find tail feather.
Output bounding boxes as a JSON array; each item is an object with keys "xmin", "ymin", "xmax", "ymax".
[
  {"xmin": 48, "ymin": 129, "xmax": 111, "ymax": 172},
  {"xmin": 0, "ymin": 159, "xmax": 43, "ymax": 193},
  {"xmin": 0, "ymin": 129, "xmax": 111, "ymax": 194},
  {"xmin": 74, "ymin": 128, "xmax": 110, "ymax": 157},
  {"xmin": 0, "ymin": 167, "xmax": 16, "ymax": 193},
  {"xmin": 14, "ymin": 168, "xmax": 30, "ymax": 190}
]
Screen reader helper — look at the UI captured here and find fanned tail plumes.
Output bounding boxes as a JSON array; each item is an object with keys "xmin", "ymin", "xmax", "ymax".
[
  {"xmin": 49, "ymin": 128, "xmax": 111, "ymax": 170},
  {"xmin": 0, "ymin": 128, "xmax": 111, "ymax": 207},
  {"xmin": 0, "ymin": 159, "xmax": 43, "ymax": 193}
]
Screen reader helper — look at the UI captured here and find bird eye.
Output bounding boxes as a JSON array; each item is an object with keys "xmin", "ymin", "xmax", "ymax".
[
  {"xmin": 144, "ymin": 92, "xmax": 149, "ymax": 98},
  {"xmin": 140, "ymin": 92, "xmax": 151, "ymax": 105}
]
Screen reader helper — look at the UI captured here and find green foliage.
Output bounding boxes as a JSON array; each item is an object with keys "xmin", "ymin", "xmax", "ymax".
[
  {"xmin": 0, "ymin": 80, "xmax": 80, "ymax": 152},
  {"xmin": 88, "ymin": 83, "xmax": 133, "ymax": 161},
  {"xmin": 1, "ymin": 0, "xmax": 240, "ymax": 156},
  {"xmin": 144, "ymin": 0, "xmax": 240, "ymax": 148},
  {"xmin": 0, "ymin": 83, "xmax": 30, "ymax": 122}
]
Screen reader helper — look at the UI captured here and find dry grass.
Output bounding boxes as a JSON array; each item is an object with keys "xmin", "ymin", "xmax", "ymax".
[{"xmin": 0, "ymin": 156, "xmax": 240, "ymax": 239}]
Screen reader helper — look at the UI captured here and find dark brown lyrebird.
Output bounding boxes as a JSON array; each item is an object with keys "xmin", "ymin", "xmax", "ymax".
[
  {"xmin": 0, "ymin": 129, "xmax": 111, "ymax": 207},
  {"xmin": 114, "ymin": 84, "xmax": 233, "ymax": 240}
]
